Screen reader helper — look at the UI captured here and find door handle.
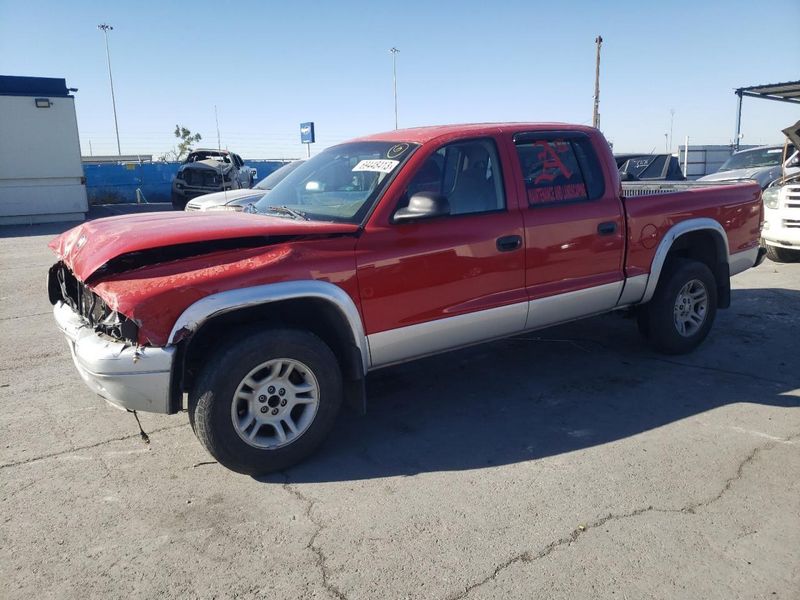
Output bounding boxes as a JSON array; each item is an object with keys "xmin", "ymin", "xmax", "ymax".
[
  {"xmin": 496, "ymin": 235, "xmax": 522, "ymax": 252},
  {"xmin": 597, "ymin": 222, "xmax": 617, "ymax": 236}
]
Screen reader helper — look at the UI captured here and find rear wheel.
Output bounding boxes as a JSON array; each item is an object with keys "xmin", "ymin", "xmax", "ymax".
[
  {"xmin": 189, "ymin": 329, "xmax": 343, "ymax": 475},
  {"xmin": 765, "ymin": 243, "xmax": 800, "ymax": 263},
  {"xmin": 637, "ymin": 258, "xmax": 717, "ymax": 354}
]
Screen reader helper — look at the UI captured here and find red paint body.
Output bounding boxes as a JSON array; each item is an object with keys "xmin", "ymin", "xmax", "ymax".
[{"xmin": 49, "ymin": 124, "xmax": 763, "ymax": 347}]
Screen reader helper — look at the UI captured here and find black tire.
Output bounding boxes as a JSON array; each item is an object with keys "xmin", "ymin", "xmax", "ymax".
[
  {"xmin": 765, "ymin": 244, "xmax": 800, "ymax": 263},
  {"xmin": 637, "ymin": 258, "xmax": 718, "ymax": 355},
  {"xmin": 189, "ymin": 328, "xmax": 343, "ymax": 475},
  {"xmin": 171, "ymin": 192, "xmax": 187, "ymax": 211}
]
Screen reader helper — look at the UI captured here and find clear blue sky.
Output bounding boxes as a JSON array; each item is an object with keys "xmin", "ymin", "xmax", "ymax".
[{"xmin": 1, "ymin": 0, "xmax": 798, "ymax": 158}]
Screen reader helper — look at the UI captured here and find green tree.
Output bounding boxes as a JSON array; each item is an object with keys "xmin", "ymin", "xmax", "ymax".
[
  {"xmin": 160, "ymin": 125, "xmax": 202, "ymax": 162},
  {"xmin": 174, "ymin": 125, "xmax": 202, "ymax": 159}
]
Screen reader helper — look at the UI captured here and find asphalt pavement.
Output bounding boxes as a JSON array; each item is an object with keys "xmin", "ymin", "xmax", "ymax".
[{"xmin": 1, "ymin": 214, "xmax": 798, "ymax": 599}]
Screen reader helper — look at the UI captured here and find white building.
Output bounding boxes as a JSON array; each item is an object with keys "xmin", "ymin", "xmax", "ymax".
[{"xmin": 0, "ymin": 76, "xmax": 88, "ymax": 224}]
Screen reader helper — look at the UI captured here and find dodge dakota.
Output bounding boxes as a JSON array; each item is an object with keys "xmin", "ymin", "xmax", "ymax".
[{"xmin": 49, "ymin": 123, "xmax": 766, "ymax": 474}]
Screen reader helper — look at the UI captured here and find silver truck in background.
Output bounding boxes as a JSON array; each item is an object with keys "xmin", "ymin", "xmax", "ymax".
[{"xmin": 698, "ymin": 141, "xmax": 798, "ymax": 189}]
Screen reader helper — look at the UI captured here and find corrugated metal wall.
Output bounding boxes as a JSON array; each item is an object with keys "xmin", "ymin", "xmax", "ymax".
[{"xmin": 82, "ymin": 159, "xmax": 292, "ymax": 204}]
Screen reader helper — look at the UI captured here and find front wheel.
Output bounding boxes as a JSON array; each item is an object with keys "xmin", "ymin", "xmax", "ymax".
[
  {"xmin": 189, "ymin": 329, "xmax": 343, "ymax": 475},
  {"xmin": 637, "ymin": 258, "xmax": 718, "ymax": 355}
]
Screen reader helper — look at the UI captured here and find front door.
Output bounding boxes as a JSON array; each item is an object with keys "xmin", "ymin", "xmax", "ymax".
[{"xmin": 356, "ymin": 137, "xmax": 526, "ymax": 367}]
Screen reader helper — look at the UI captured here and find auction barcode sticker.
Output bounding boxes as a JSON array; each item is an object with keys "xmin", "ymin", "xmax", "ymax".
[{"xmin": 352, "ymin": 159, "xmax": 399, "ymax": 173}]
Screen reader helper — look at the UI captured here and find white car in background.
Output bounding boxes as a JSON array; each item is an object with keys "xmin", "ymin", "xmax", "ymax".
[{"xmin": 185, "ymin": 160, "xmax": 305, "ymax": 212}]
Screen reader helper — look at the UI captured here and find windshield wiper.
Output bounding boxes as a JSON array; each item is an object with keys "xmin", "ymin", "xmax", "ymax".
[{"xmin": 263, "ymin": 205, "xmax": 309, "ymax": 220}]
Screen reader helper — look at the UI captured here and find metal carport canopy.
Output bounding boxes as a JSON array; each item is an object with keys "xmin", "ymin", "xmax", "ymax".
[{"xmin": 734, "ymin": 80, "xmax": 800, "ymax": 149}]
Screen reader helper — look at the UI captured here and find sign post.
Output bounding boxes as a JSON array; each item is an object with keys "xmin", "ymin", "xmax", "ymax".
[{"xmin": 300, "ymin": 122, "xmax": 315, "ymax": 158}]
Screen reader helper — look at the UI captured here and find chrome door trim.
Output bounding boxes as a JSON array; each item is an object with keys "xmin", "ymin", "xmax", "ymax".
[
  {"xmin": 525, "ymin": 281, "xmax": 623, "ymax": 330},
  {"xmin": 368, "ymin": 301, "xmax": 528, "ymax": 369},
  {"xmin": 367, "ymin": 281, "xmax": 625, "ymax": 369}
]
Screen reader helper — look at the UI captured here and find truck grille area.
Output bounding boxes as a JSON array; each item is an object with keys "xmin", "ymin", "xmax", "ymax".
[
  {"xmin": 785, "ymin": 185, "xmax": 800, "ymax": 209},
  {"xmin": 180, "ymin": 170, "xmax": 221, "ymax": 187},
  {"xmin": 48, "ymin": 262, "xmax": 139, "ymax": 344}
]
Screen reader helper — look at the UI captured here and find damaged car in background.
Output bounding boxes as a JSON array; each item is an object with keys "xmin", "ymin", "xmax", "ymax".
[
  {"xmin": 185, "ymin": 160, "xmax": 305, "ymax": 212},
  {"xmin": 171, "ymin": 149, "xmax": 257, "ymax": 210}
]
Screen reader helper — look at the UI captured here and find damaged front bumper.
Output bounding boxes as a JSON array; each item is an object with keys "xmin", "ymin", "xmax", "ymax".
[{"xmin": 53, "ymin": 301, "xmax": 175, "ymax": 413}]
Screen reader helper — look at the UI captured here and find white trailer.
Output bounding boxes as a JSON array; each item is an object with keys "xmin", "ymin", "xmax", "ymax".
[{"xmin": 0, "ymin": 76, "xmax": 88, "ymax": 225}]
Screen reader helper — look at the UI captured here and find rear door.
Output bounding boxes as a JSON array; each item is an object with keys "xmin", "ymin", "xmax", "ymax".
[
  {"xmin": 509, "ymin": 131, "xmax": 625, "ymax": 328},
  {"xmin": 356, "ymin": 136, "xmax": 526, "ymax": 367}
]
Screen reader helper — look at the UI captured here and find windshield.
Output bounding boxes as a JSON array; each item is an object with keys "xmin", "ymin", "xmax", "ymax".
[
  {"xmin": 186, "ymin": 151, "xmax": 231, "ymax": 163},
  {"xmin": 253, "ymin": 141, "xmax": 417, "ymax": 223},
  {"xmin": 254, "ymin": 160, "xmax": 305, "ymax": 190},
  {"xmin": 719, "ymin": 147, "xmax": 784, "ymax": 171}
]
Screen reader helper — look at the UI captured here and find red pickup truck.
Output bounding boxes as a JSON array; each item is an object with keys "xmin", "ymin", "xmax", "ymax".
[{"xmin": 49, "ymin": 123, "xmax": 765, "ymax": 474}]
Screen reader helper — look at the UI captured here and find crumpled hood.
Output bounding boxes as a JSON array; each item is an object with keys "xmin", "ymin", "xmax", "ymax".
[
  {"xmin": 49, "ymin": 211, "xmax": 359, "ymax": 282},
  {"xmin": 179, "ymin": 159, "xmax": 232, "ymax": 173}
]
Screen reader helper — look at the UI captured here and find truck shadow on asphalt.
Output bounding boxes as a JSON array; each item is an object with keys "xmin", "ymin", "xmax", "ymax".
[{"xmin": 273, "ymin": 286, "xmax": 800, "ymax": 484}]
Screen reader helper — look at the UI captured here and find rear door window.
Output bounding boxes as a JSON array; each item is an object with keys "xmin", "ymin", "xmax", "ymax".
[{"xmin": 514, "ymin": 135, "xmax": 604, "ymax": 206}]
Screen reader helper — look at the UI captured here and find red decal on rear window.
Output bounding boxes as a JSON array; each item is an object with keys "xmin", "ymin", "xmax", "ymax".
[{"xmin": 533, "ymin": 141, "xmax": 572, "ymax": 184}]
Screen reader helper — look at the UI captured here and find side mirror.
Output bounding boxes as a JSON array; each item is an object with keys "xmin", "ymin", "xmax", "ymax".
[{"xmin": 393, "ymin": 192, "xmax": 450, "ymax": 222}]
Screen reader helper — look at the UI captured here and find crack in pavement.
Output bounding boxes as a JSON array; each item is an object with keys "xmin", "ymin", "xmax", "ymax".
[
  {"xmin": 0, "ymin": 311, "xmax": 51, "ymax": 321},
  {"xmin": 0, "ymin": 422, "xmax": 189, "ymax": 470},
  {"xmin": 282, "ymin": 473, "xmax": 348, "ymax": 600},
  {"xmin": 445, "ymin": 431, "xmax": 800, "ymax": 600}
]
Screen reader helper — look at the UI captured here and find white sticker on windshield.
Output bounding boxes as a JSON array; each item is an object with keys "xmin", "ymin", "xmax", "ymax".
[{"xmin": 352, "ymin": 159, "xmax": 399, "ymax": 173}]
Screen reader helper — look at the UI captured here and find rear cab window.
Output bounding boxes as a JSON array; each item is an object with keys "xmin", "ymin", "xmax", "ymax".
[{"xmin": 513, "ymin": 133, "xmax": 605, "ymax": 206}]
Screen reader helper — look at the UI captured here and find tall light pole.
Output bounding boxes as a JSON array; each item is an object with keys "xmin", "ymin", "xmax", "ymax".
[
  {"xmin": 98, "ymin": 23, "xmax": 121, "ymax": 155},
  {"xmin": 669, "ymin": 108, "xmax": 675, "ymax": 154},
  {"xmin": 390, "ymin": 47, "xmax": 399, "ymax": 130},
  {"xmin": 592, "ymin": 35, "xmax": 602, "ymax": 129}
]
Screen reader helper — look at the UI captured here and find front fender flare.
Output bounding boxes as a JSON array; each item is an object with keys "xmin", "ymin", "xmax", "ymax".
[{"xmin": 168, "ymin": 280, "xmax": 370, "ymax": 373}]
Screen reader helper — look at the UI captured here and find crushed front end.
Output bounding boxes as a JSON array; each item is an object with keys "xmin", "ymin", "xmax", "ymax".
[{"xmin": 47, "ymin": 262, "xmax": 177, "ymax": 413}]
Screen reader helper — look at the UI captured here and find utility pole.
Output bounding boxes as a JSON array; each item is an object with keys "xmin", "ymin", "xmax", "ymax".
[
  {"xmin": 592, "ymin": 35, "xmax": 602, "ymax": 129},
  {"xmin": 215, "ymin": 105, "xmax": 221, "ymax": 151},
  {"xmin": 97, "ymin": 24, "xmax": 121, "ymax": 156},
  {"xmin": 664, "ymin": 133, "xmax": 669, "ymax": 153},
  {"xmin": 669, "ymin": 108, "xmax": 675, "ymax": 153},
  {"xmin": 390, "ymin": 47, "xmax": 400, "ymax": 129}
]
